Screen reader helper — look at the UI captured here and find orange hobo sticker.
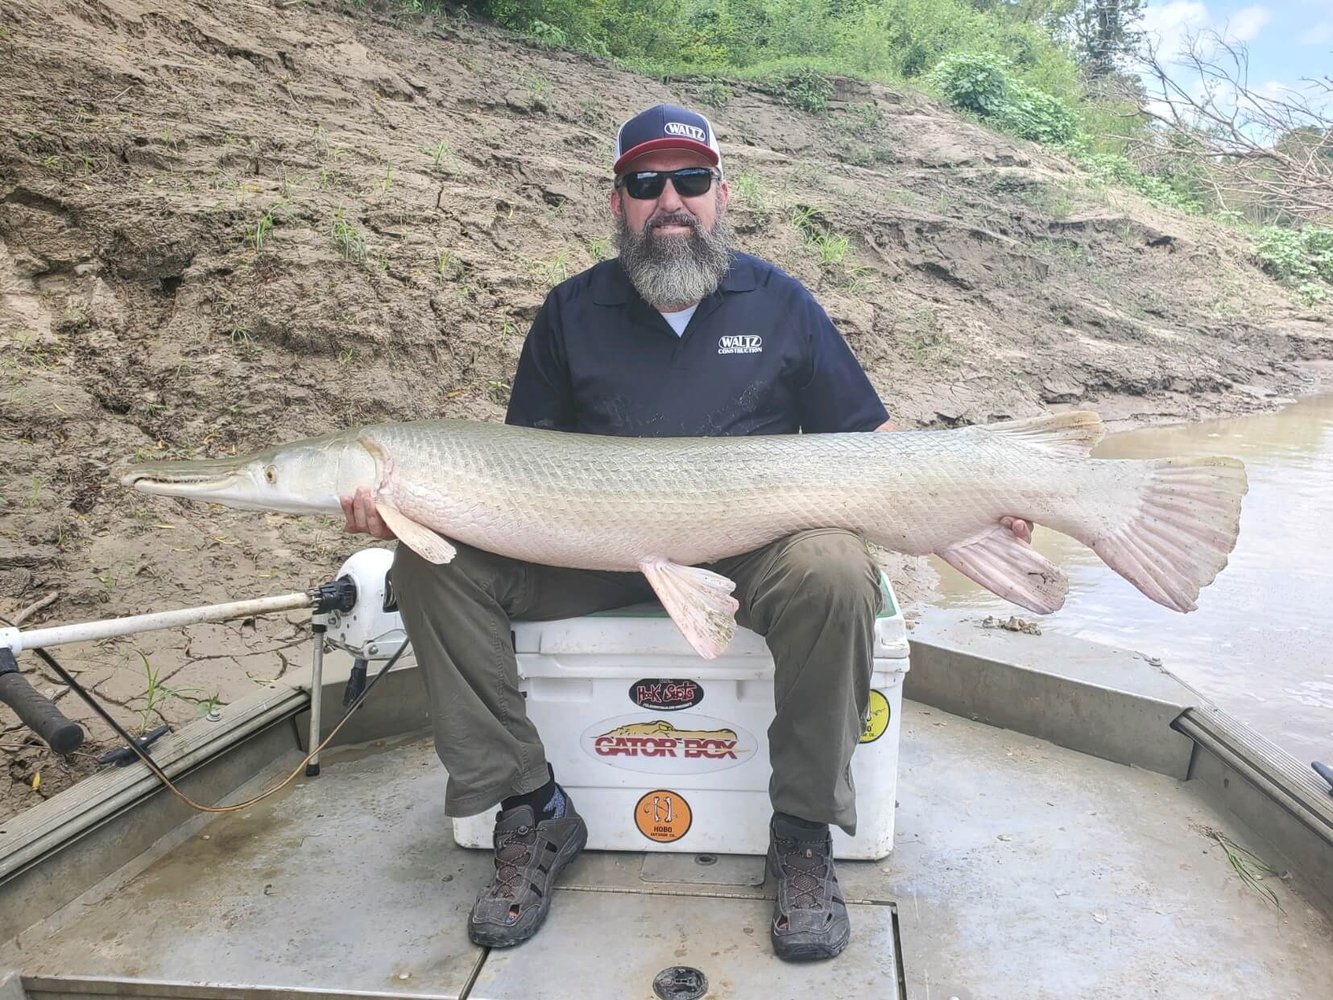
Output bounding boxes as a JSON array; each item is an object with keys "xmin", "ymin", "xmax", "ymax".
[{"xmin": 634, "ymin": 789, "xmax": 693, "ymax": 843}]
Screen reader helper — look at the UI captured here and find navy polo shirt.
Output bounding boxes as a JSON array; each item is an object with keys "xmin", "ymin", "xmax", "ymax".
[{"xmin": 505, "ymin": 252, "xmax": 888, "ymax": 438}]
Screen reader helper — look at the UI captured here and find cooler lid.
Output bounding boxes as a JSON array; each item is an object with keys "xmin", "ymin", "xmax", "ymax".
[{"xmin": 513, "ymin": 574, "xmax": 910, "ymax": 659}]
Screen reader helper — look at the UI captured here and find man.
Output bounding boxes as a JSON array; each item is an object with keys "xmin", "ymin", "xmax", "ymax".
[{"xmin": 344, "ymin": 103, "xmax": 1031, "ymax": 961}]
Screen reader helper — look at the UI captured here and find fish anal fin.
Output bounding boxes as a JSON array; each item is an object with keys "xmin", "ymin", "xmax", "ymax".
[
  {"xmin": 982, "ymin": 411, "xmax": 1105, "ymax": 457},
  {"xmin": 639, "ymin": 558, "xmax": 739, "ymax": 659},
  {"xmin": 940, "ymin": 526, "xmax": 1067, "ymax": 614},
  {"xmin": 374, "ymin": 502, "xmax": 457, "ymax": 565}
]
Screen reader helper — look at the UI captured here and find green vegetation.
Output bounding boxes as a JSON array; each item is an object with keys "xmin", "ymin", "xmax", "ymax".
[
  {"xmin": 529, "ymin": 248, "xmax": 572, "ymax": 286},
  {"xmin": 1255, "ymin": 226, "xmax": 1333, "ymax": 305},
  {"xmin": 331, "ymin": 211, "xmax": 367, "ymax": 263},
  {"xmin": 791, "ymin": 205, "xmax": 853, "ymax": 268},
  {"xmin": 436, "ymin": 247, "xmax": 459, "ymax": 279},
  {"xmin": 1075, "ymin": 151, "xmax": 1203, "ymax": 214},
  {"xmin": 451, "ymin": 0, "xmax": 1080, "ymax": 98},
  {"xmin": 424, "ymin": 139, "xmax": 458, "ymax": 175},
  {"xmin": 132, "ymin": 649, "xmax": 222, "ymax": 734},
  {"xmin": 438, "ymin": 3, "xmax": 1168, "ymax": 204},
  {"xmin": 247, "ymin": 210, "xmax": 275, "ymax": 253},
  {"xmin": 733, "ymin": 170, "xmax": 773, "ymax": 227},
  {"xmin": 1208, "ymin": 828, "xmax": 1285, "ymax": 910}
]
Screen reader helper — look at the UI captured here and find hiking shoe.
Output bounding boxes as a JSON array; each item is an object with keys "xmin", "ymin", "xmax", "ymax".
[
  {"xmin": 467, "ymin": 798, "xmax": 588, "ymax": 948},
  {"xmin": 766, "ymin": 814, "xmax": 851, "ymax": 962}
]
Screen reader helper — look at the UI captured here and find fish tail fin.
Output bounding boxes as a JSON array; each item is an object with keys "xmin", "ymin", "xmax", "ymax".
[{"xmin": 1083, "ymin": 456, "xmax": 1248, "ymax": 612}]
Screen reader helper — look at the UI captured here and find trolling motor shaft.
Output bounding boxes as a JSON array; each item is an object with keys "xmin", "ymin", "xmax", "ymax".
[
  {"xmin": 0, "ymin": 592, "xmax": 320, "ymax": 758},
  {"xmin": 0, "ymin": 592, "xmax": 321, "ymax": 655}
]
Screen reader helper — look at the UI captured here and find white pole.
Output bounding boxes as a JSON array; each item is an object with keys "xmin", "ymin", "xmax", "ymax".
[
  {"xmin": 1, "ymin": 592, "xmax": 314, "ymax": 653},
  {"xmin": 306, "ymin": 626, "xmax": 326, "ymax": 777}
]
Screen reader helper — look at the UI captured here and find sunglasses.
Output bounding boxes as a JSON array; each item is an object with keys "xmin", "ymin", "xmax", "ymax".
[{"xmin": 616, "ymin": 167, "xmax": 720, "ymax": 200}]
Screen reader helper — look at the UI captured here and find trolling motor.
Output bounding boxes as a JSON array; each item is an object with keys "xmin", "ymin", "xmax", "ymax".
[{"xmin": 0, "ymin": 549, "xmax": 407, "ymax": 770}]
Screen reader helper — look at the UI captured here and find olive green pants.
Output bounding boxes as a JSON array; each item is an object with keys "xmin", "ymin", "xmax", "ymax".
[{"xmin": 391, "ymin": 528, "xmax": 881, "ymax": 834}]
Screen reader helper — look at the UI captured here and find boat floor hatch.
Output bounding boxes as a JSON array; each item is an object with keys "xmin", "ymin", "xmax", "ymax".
[{"xmin": 4, "ymin": 704, "xmax": 1331, "ymax": 999}]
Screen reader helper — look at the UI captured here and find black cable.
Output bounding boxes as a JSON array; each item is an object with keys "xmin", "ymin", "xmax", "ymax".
[{"xmin": 32, "ymin": 646, "xmax": 148, "ymax": 760}]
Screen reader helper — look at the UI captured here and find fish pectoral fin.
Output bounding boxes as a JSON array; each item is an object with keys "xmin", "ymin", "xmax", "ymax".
[
  {"xmin": 939, "ymin": 525, "xmax": 1067, "ymax": 614},
  {"xmin": 639, "ymin": 558, "xmax": 740, "ymax": 660},
  {"xmin": 373, "ymin": 502, "xmax": 457, "ymax": 565}
]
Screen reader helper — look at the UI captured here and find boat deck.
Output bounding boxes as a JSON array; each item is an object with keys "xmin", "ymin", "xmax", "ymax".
[{"xmin": 4, "ymin": 699, "xmax": 1329, "ymax": 1000}]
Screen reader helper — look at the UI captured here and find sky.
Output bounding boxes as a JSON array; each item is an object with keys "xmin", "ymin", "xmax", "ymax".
[{"xmin": 1139, "ymin": 0, "xmax": 1332, "ymax": 107}]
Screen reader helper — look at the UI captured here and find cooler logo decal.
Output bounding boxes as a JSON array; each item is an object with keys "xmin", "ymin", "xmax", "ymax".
[
  {"xmin": 629, "ymin": 678, "xmax": 704, "ymax": 711},
  {"xmin": 635, "ymin": 788, "xmax": 693, "ymax": 843},
  {"xmin": 582, "ymin": 712, "xmax": 757, "ymax": 774},
  {"xmin": 860, "ymin": 690, "xmax": 891, "ymax": 744}
]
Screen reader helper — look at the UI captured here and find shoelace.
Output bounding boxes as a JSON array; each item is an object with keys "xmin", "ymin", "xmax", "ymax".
[
  {"xmin": 777, "ymin": 839, "xmax": 832, "ymax": 910},
  {"xmin": 491, "ymin": 824, "xmax": 537, "ymax": 899}
]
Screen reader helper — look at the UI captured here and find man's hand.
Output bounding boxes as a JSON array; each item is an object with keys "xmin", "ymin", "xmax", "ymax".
[
  {"xmin": 340, "ymin": 487, "xmax": 397, "ymax": 540},
  {"xmin": 875, "ymin": 419, "xmax": 1033, "ymax": 542}
]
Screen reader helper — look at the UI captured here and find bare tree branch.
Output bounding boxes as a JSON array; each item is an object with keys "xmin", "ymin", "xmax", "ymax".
[{"xmin": 1134, "ymin": 30, "xmax": 1333, "ymax": 224}]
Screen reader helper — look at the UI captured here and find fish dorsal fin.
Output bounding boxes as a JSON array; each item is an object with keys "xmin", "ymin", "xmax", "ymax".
[
  {"xmin": 939, "ymin": 525, "xmax": 1068, "ymax": 614},
  {"xmin": 980, "ymin": 411, "xmax": 1105, "ymax": 457},
  {"xmin": 639, "ymin": 558, "xmax": 740, "ymax": 660},
  {"xmin": 374, "ymin": 502, "xmax": 457, "ymax": 565}
]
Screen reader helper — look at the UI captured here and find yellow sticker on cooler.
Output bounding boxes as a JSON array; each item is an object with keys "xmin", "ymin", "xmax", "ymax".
[
  {"xmin": 860, "ymin": 690, "xmax": 890, "ymax": 744},
  {"xmin": 634, "ymin": 788, "xmax": 693, "ymax": 843}
]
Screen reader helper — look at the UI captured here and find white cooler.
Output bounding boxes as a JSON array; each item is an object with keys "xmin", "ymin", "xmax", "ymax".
[{"xmin": 452, "ymin": 577, "xmax": 910, "ymax": 860}]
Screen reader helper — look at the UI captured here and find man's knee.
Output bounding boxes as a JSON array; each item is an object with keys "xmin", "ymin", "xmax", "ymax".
[{"xmin": 770, "ymin": 530, "xmax": 881, "ymax": 609}]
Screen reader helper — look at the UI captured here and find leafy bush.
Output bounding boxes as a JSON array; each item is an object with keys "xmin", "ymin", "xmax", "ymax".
[
  {"xmin": 927, "ymin": 52, "xmax": 1009, "ymax": 117},
  {"xmin": 1255, "ymin": 226, "xmax": 1333, "ymax": 284},
  {"xmin": 928, "ymin": 52, "xmax": 1077, "ymax": 146},
  {"xmin": 992, "ymin": 83, "xmax": 1078, "ymax": 145},
  {"xmin": 526, "ymin": 19, "xmax": 567, "ymax": 48},
  {"xmin": 763, "ymin": 66, "xmax": 835, "ymax": 112}
]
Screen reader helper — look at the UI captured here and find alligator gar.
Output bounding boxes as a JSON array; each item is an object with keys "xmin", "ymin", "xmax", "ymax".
[{"xmin": 121, "ymin": 412, "xmax": 1247, "ymax": 658}]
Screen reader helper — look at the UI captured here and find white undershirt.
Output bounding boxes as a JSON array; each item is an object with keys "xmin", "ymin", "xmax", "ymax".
[{"xmin": 659, "ymin": 304, "xmax": 698, "ymax": 337}]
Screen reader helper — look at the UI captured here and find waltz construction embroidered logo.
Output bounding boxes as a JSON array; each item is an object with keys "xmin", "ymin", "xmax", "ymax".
[
  {"xmin": 718, "ymin": 334, "xmax": 762, "ymax": 355},
  {"xmin": 664, "ymin": 121, "xmax": 707, "ymax": 142},
  {"xmin": 582, "ymin": 713, "xmax": 757, "ymax": 774}
]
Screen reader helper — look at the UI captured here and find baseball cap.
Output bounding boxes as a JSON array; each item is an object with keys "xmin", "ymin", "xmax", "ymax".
[{"xmin": 613, "ymin": 104, "xmax": 722, "ymax": 175}]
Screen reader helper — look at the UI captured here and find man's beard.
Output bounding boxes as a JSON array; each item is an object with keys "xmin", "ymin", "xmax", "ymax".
[{"xmin": 614, "ymin": 200, "xmax": 735, "ymax": 309}]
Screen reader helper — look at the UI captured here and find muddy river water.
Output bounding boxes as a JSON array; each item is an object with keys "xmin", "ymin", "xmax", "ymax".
[{"xmin": 934, "ymin": 394, "xmax": 1333, "ymax": 765}]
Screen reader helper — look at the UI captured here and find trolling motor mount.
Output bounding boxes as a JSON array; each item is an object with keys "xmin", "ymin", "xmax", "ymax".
[
  {"xmin": 303, "ymin": 548, "xmax": 408, "ymax": 777},
  {"xmin": 314, "ymin": 549, "xmax": 407, "ymax": 662}
]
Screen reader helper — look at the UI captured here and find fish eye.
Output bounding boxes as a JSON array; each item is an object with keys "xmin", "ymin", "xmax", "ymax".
[{"xmin": 264, "ymin": 465, "xmax": 277, "ymax": 484}]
